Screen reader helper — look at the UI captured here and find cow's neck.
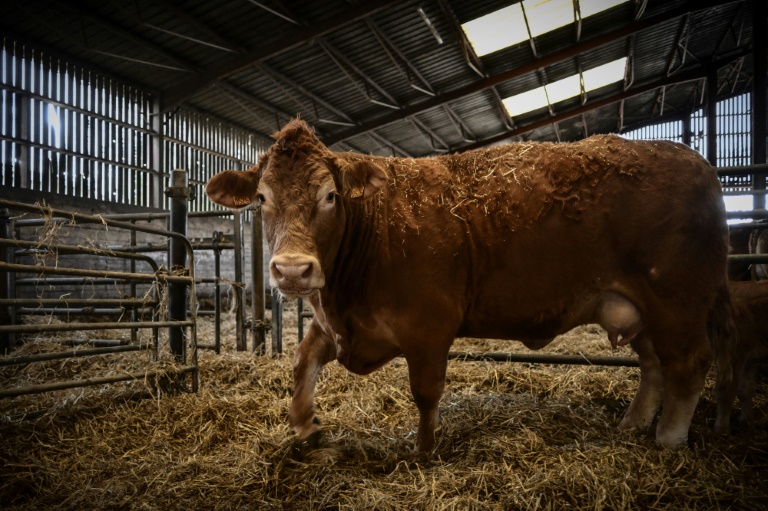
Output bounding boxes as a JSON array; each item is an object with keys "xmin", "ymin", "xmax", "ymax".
[{"xmin": 329, "ymin": 198, "xmax": 387, "ymax": 300}]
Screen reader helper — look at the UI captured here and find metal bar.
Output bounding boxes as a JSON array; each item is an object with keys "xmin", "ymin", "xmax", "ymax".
[
  {"xmin": 14, "ymin": 277, "xmax": 124, "ymax": 286},
  {"xmin": 0, "ymin": 366, "xmax": 196, "ymax": 399},
  {"xmin": 0, "ymin": 320, "xmax": 193, "ymax": 334},
  {"xmin": 251, "ymin": 208, "xmax": 266, "ymax": 354},
  {"xmin": 448, "ymin": 352, "xmax": 639, "ymax": 367},
  {"xmin": 234, "ymin": 212, "xmax": 246, "ymax": 351},
  {"xmin": 1, "ymin": 239, "xmax": 159, "ymax": 272},
  {"xmin": 728, "ymin": 253, "xmax": 768, "ymax": 263},
  {"xmin": 214, "ymin": 236, "xmax": 222, "ymax": 354},
  {"xmin": 271, "ymin": 288, "xmax": 282, "ymax": 356},
  {"xmin": 0, "ymin": 344, "xmax": 152, "ymax": 366},
  {"xmin": 723, "ymin": 190, "xmax": 768, "ymax": 196},
  {"xmin": 0, "ymin": 261, "xmax": 191, "ymax": 284},
  {"xmin": 0, "ymin": 298, "xmax": 158, "ymax": 306},
  {"xmin": 0, "ymin": 200, "xmax": 195, "ymax": 259},
  {"xmin": 726, "ymin": 209, "xmax": 768, "ymax": 219},
  {"xmin": 166, "ymin": 169, "xmax": 189, "ymax": 362},
  {"xmin": 16, "ymin": 307, "xmax": 153, "ymax": 316},
  {"xmin": 717, "ymin": 164, "xmax": 768, "ymax": 176}
]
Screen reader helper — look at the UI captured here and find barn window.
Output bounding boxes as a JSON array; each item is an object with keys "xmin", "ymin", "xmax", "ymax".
[{"xmin": 462, "ymin": 0, "xmax": 628, "ymax": 57}]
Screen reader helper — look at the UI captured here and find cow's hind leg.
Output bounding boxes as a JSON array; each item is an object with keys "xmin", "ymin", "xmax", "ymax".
[
  {"xmin": 620, "ymin": 333, "xmax": 664, "ymax": 432},
  {"xmin": 653, "ymin": 323, "xmax": 713, "ymax": 448},
  {"xmin": 289, "ymin": 319, "xmax": 337, "ymax": 445}
]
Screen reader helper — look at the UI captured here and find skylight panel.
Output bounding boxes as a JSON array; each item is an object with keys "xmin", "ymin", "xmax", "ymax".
[
  {"xmin": 524, "ymin": 0, "xmax": 575, "ymax": 39},
  {"xmin": 582, "ymin": 57, "xmax": 628, "ymax": 92},
  {"xmin": 502, "ymin": 86, "xmax": 550, "ymax": 117},
  {"xmin": 579, "ymin": 0, "xmax": 627, "ymax": 18},
  {"xmin": 462, "ymin": 0, "xmax": 630, "ymax": 57},
  {"xmin": 502, "ymin": 57, "xmax": 627, "ymax": 117},
  {"xmin": 461, "ymin": 4, "xmax": 527, "ymax": 57}
]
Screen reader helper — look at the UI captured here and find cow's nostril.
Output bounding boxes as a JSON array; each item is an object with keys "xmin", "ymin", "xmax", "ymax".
[
  {"xmin": 301, "ymin": 265, "xmax": 313, "ymax": 279},
  {"xmin": 272, "ymin": 263, "xmax": 284, "ymax": 279}
]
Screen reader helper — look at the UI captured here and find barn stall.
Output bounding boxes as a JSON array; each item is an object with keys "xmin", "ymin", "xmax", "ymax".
[{"xmin": 1, "ymin": 0, "xmax": 767, "ymax": 509}]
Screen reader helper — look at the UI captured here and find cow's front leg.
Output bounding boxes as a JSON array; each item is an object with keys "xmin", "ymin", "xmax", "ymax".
[
  {"xmin": 405, "ymin": 347, "xmax": 450, "ymax": 452},
  {"xmin": 289, "ymin": 319, "xmax": 337, "ymax": 445}
]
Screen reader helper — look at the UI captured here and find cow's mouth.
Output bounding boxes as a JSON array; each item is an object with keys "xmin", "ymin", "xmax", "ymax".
[{"xmin": 277, "ymin": 287, "xmax": 317, "ymax": 298}]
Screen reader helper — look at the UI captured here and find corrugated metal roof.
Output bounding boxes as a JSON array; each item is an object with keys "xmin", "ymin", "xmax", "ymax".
[{"xmin": 0, "ymin": 0, "xmax": 758, "ymax": 156}]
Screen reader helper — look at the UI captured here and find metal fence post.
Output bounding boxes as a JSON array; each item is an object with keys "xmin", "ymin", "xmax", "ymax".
[
  {"xmin": 271, "ymin": 288, "xmax": 282, "ymax": 356},
  {"xmin": 233, "ymin": 211, "xmax": 246, "ymax": 351},
  {"xmin": 251, "ymin": 207, "xmax": 266, "ymax": 354},
  {"xmin": 166, "ymin": 169, "xmax": 189, "ymax": 362}
]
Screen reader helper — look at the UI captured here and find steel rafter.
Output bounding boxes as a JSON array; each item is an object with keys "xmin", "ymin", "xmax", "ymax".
[
  {"xmin": 455, "ymin": 49, "xmax": 748, "ymax": 152},
  {"xmin": 436, "ymin": 0, "xmax": 513, "ymax": 130},
  {"xmin": 324, "ymin": 0, "xmax": 741, "ymax": 147},
  {"xmin": 161, "ymin": 0, "xmax": 410, "ymax": 112}
]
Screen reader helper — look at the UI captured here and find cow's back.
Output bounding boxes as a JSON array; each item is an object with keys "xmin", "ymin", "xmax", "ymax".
[{"xmin": 380, "ymin": 135, "xmax": 727, "ymax": 340}]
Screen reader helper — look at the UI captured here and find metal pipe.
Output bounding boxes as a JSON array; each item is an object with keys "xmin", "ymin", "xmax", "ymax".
[
  {"xmin": 728, "ymin": 254, "xmax": 768, "ymax": 264},
  {"xmin": 16, "ymin": 307, "xmax": 153, "ymax": 316},
  {"xmin": 234, "ymin": 212, "xmax": 245, "ymax": 351},
  {"xmin": 271, "ymin": 288, "xmax": 282, "ymax": 356},
  {"xmin": 0, "ymin": 320, "xmax": 193, "ymax": 334},
  {"xmin": 726, "ymin": 209, "xmax": 768, "ymax": 219},
  {"xmin": 1, "ymin": 239, "xmax": 160, "ymax": 272},
  {"xmin": 102, "ymin": 242, "xmax": 234, "ymax": 254},
  {"xmin": 0, "ymin": 344, "xmax": 152, "ymax": 366},
  {"xmin": 0, "ymin": 366, "xmax": 196, "ymax": 399},
  {"xmin": 0, "ymin": 261, "xmax": 192, "ymax": 284},
  {"xmin": 0, "ymin": 298, "xmax": 158, "ymax": 306},
  {"xmin": 716, "ymin": 164, "xmax": 768, "ymax": 176},
  {"xmin": 251, "ymin": 208, "xmax": 266, "ymax": 354},
  {"xmin": 448, "ymin": 352, "xmax": 639, "ymax": 367},
  {"xmin": 166, "ymin": 169, "xmax": 189, "ymax": 362},
  {"xmin": 213, "ymin": 232, "xmax": 222, "ymax": 354},
  {"xmin": 15, "ymin": 277, "xmax": 125, "ymax": 286}
]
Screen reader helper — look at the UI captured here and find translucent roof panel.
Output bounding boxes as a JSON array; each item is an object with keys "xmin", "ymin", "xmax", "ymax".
[
  {"xmin": 463, "ymin": 0, "xmax": 630, "ymax": 57},
  {"xmin": 502, "ymin": 86, "xmax": 550, "ymax": 117},
  {"xmin": 503, "ymin": 57, "xmax": 627, "ymax": 117}
]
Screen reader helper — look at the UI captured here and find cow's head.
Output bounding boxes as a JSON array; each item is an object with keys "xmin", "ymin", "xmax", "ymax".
[{"xmin": 205, "ymin": 119, "xmax": 387, "ymax": 297}]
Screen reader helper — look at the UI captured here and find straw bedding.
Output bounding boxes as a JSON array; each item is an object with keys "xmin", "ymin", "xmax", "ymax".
[{"xmin": 1, "ymin": 301, "xmax": 766, "ymax": 510}]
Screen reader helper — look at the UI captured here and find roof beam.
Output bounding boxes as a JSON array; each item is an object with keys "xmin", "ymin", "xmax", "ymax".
[
  {"xmin": 455, "ymin": 49, "xmax": 749, "ymax": 152},
  {"xmin": 161, "ymin": 0, "xmax": 409, "ymax": 112},
  {"xmin": 323, "ymin": 0, "xmax": 743, "ymax": 146}
]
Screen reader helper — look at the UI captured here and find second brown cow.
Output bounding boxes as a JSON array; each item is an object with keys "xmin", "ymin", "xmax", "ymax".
[
  {"xmin": 206, "ymin": 120, "xmax": 731, "ymax": 452},
  {"xmin": 715, "ymin": 280, "xmax": 768, "ymax": 433}
]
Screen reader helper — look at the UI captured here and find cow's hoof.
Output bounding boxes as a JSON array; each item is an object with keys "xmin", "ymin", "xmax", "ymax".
[{"xmin": 303, "ymin": 429, "xmax": 323, "ymax": 448}]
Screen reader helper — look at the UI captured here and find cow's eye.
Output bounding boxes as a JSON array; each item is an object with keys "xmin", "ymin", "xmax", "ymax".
[
  {"xmin": 257, "ymin": 194, "xmax": 266, "ymax": 204},
  {"xmin": 326, "ymin": 191, "xmax": 335, "ymax": 203}
]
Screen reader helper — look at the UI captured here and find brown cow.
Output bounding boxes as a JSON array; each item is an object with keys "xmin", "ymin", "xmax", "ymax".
[
  {"xmin": 206, "ymin": 120, "xmax": 731, "ymax": 451},
  {"xmin": 715, "ymin": 280, "xmax": 768, "ymax": 433}
]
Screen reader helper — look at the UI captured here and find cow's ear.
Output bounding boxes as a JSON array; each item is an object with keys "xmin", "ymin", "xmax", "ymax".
[
  {"xmin": 339, "ymin": 159, "xmax": 388, "ymax": 200},
  {"xmin": 205, "ymin": 168, "xmax": 259, "ymax": 209}
]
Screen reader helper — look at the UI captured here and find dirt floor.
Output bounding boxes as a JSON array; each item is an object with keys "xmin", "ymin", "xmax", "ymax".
[{"xmin": 1, "ymin": 300, "xmax": 767, "ymax": 510}]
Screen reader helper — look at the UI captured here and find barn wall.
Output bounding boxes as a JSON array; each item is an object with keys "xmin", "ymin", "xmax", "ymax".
[{"xmin": 0, "ymin": 36, "xmax": 269, "ymax": 305}]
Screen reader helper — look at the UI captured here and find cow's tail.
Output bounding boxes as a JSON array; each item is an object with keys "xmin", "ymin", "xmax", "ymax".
[{"xmin": 708, "ymin": 282, "xmax": 736, "ymax": 404}]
